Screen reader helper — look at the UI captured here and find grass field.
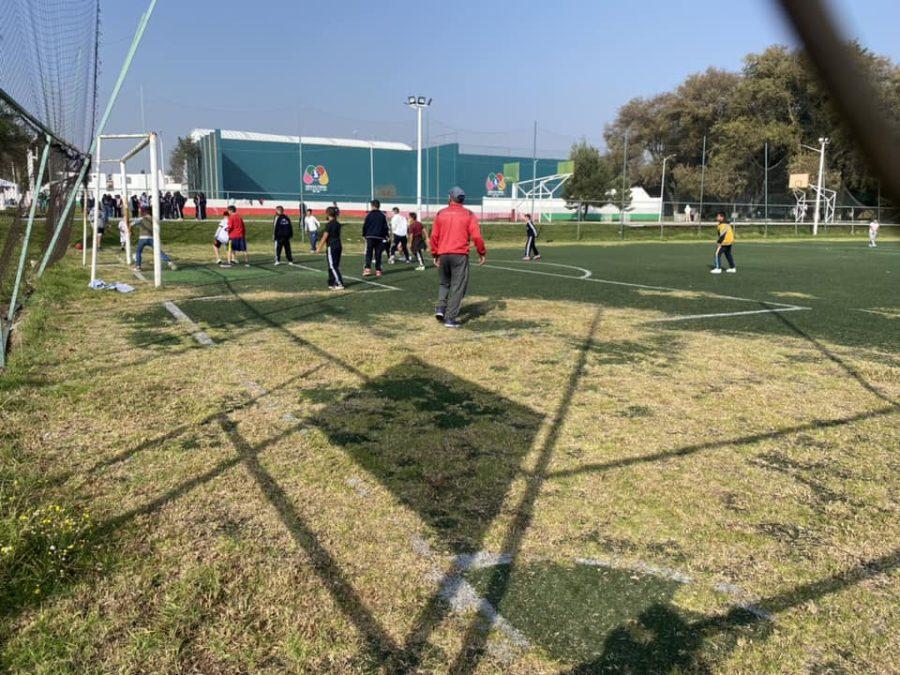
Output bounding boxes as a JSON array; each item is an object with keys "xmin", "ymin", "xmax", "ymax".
[{"xmin": 1, "ymin": 227, "xmax": 898, "ymax": 672}]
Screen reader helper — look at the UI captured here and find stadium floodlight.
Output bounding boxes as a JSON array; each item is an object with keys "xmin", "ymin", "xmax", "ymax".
[{"xmin": 406, "ymin": 96, "xmax": 433, "ymax": 215}]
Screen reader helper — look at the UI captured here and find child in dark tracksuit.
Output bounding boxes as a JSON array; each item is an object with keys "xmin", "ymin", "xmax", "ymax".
[
  {"xmin": 524, "ymin": 214, "xmax": 540, "ymax": 261},
  {"xmin": 362, "ymin": 199, "xmax": 389, "ymax": 277},
  {"xmin": 317, "ymin": 206, "xmax": 344, "ymax": 289},
  {"xmin": 273, "ymin": 206, "xmax": 294, "ymax": 265},
  {"xmin": 409, "ymin": 212, "xmax": 427, "ymax": 270}
]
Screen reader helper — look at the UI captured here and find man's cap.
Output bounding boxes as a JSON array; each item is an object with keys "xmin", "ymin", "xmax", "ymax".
[{"xmin": 449, "ymin": 186, "xmax": 466, "ymax": 202}]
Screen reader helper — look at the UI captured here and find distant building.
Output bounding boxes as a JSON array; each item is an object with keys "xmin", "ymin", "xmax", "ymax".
[{"xmin": 187, "ymin": 129, "xmax": 563, "ymax": 208}]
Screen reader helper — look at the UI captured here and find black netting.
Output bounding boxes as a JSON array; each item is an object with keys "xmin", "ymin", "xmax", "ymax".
[{"xmin": 0, "ymin": 0, "xmax": 100, "ymax": 154}]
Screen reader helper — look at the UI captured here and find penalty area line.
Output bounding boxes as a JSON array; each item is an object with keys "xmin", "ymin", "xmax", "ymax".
[
  {"xmin": 294, "ymin": 263, "xmax": 401, "ymax": 291},
  {"xmin": 481, "ymin": 262, "xmax": 803, "ymax": 310},
  {"xmin": 163, "ymin": 300, "xmax": 215, "ymax": 346},
  {"xmin": 649, "ymin": 306, "xmax": 811, "ymax": 323}
]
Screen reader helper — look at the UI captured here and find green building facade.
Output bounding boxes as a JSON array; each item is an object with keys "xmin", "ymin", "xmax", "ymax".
[{"xmin": 188, "ymin": 129, "xmax": 563, "ymax": 206}]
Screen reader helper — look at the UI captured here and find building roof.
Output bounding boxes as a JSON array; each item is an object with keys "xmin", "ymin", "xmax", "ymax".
[{"xmin": 190, "ymin": 129, "xmax": 412, "ymax": 152}]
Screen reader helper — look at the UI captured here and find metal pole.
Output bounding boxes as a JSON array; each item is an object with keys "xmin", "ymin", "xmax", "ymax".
[
  {"xmin": 120, "ymin": 159, "xmax": 131, "ymax": 265},
  {"xmin": 90, "ymin": 136, "xmax": 102, "ymax": 283},
  {"xmin": 620, "ymin": 130, "xmax": 629, "ymax": 239},
  {"xmin": 82, "ymin": 186, "xmax": 88, "ymax": 266},
  {"xmin": 531, "ymin": 121, "xmax": 537, "ymax": 221},
  {"xmin": 1, "ymin": 136, "xmax": 51, "ymax": 368},
  {"xmin": 370, "ymin": 141, "xmax": 375, "ymax": 201},
  {"xmin": 812, "ymin": 137, "xmax": 827, "ymax": 236},
  {"xmin": 764, "ymin": 141, "xmax": 769, "ymax": 232},
  {"xmin": 659, "ymin": 156, "xmax": 668, "ymax": 239},
  {"xmin": 416, "ymin": 105, "xmax": 423, "ymax": 215},
  {"xmin": 149, "ymin": 132, "xmax": 162, "ymax": 287},
  {"xmin": 39, "ymin": 0, "xmax": 159, "ymax": 276},
  {"xmin": 698, "ymin": 134, "xmax": 707, "ymax": 235},
  {"xmin": 877, "ymin": 182, "xmax": 881, "ymax": 221}
]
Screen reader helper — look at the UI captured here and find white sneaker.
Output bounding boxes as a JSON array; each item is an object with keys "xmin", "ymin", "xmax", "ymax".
[
  {"xmin": 415, "ymin": 265, "xmax": 425, "ymax": 271},
  {"xmin": 522, "ymin": 256, "xmax": 531, "ymax": 261},
  {"xmin": 388, "ymin": 256, "xmax": 396, "ymax": 264},
  {"xmin": 288, "ymin": 262, "xmax": 295, "ymax": 266},
  {"xmin": 274, "ymin": 261, "xmax": 281, "ymax": 266},
  {"xmin": 710, "ymin": 268, "xmax": 722, "ymax": 274},
  {"xmin": 725, "ymin": 268, "xmax": 737, "ymax": 273}
]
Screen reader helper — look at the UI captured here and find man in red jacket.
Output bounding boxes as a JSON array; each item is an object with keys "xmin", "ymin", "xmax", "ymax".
[{"xmin": 430, "ymin": 186, "xmax": 486, "ymax": 328}]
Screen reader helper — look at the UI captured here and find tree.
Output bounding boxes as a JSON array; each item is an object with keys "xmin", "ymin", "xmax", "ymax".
[
  {"xmin": 168, "ymin": 136, "xmax": 199, "ymax": 184},
  {"xmin": 563, "ymin": 139, "xmax": 619, "ymax": 218},
  {"xmin": 0, "ymin": 106, "xmax": 32, "ymax": 187},
  {"xmin": 599, "ymin": 44, "xmax": 899, "ymax": 214}
]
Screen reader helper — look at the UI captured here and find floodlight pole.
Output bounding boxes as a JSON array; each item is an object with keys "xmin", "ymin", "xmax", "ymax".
[
  {"xmin": 407, "ymin": 96, "xmax": 431, "ymax": 215},
  {"xmin": 812, "ymin": 137, "xmax": 828, "ymax": 236},
  {"xmin": 149, "ymin": 132, "xmax": 162, "ymax": 287},
  {"xmin": 369, "ymin": 140, "xmax": 375, "ymax": 201}
]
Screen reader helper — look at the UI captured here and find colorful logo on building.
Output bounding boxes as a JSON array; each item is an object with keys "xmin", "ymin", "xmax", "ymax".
[
  {"xmin": 485, "ymin": 172, "xmax": 506, "ymax": 196},
  {"xmin": 303, "ymin": 164, "xmax": 329, "ymax": 193}
]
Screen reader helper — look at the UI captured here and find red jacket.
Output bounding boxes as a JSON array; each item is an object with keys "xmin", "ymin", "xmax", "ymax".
[
  {"xmin": 227, "ymin": 213, "xmax": 246, "ymax": 239},
  {"xmin": 429, "ymin": 203, "xmax": 486, "ymax": 256}
]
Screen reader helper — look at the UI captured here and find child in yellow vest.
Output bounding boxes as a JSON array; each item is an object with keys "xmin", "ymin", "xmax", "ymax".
[{"xmin": 711, "ymin": 211, "xmax": 736, "ymax": 274}]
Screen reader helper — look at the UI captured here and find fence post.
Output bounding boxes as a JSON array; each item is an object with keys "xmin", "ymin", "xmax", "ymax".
[{"xmin": 1, "ymin": 135, "xmax": 52, "ymax": 368}]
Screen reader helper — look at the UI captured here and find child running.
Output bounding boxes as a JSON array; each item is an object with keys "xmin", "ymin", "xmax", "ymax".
[
  {"xmin": 227, "ymin": 205, "xmax": 250, "ymax": 267},
  {"xmin": 711, "ymin": 211, "xmax": 736, "ymax": 274},
  {"xmin": 317, "ymin": 206, "xmax": 344, "ymax": 290},
  {"xmin": 409, "ymin": 212, "xmax": 428, "ymax": 270},
  {"xmin": 214, "ymin": 211, "xmax": 230, "ymax": 266},
  {"xmin": 523, "ymin": 213, "xmax": 541, "ymax": 261},
  {"xmin": 272, "ymin": 205, "xmax": 294, "ymax": 265}
]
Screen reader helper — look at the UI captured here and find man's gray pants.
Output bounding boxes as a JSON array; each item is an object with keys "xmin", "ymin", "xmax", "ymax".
[{"xmin": 436, "ymin": 253, "xmax": 470, "ymax": 320}]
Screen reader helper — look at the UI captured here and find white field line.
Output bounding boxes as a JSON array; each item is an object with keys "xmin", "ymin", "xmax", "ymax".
[
  {"xmin": 854, "ymin": 308, "xmax": 898, "ymax": 319},
  {"xmin": 187, "ymin": 294, "xmax": 232, "ymax": 302},
  {"xmin": 481, "ymin": 261, "xmax": 811, "ymax": 321},
  {"xmin": 491, "ymin": 259, "xmax": 594, "ymax": 279},
  {"xmin": 163, "ymin": 301, "xmax": 215, "ymax": 346},
  {"xmin": 132, "ymin": 269, "xmax": 148, "ymax": 283},
  {"xmin": 294, "ymin": 263, "xmax": 400, "ymax": 291},
  {"xmin": 649, "ymin": 306, "xmax": 811, "ymax": 323}
]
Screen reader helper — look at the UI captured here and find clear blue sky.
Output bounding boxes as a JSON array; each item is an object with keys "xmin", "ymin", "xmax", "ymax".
[{"xmin": 97, "ymin": 0, "xmax": 900, "ymax": 167}]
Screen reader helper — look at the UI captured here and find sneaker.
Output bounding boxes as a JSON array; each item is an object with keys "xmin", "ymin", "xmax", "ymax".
[
  {"xmin": 132, "ymin": 266, "xmax": 142, "ymax": 272},
  {"xmin": 388, "ymin": 256, "xmax": 396, "ymax": 264},
  {"xmin": 245, "ymin": 263, "xmax": 250, "ymax": 268},
  {"xmin": 435, "ymin": 309, "xmax": 445, "ymax": 322},
  {"xmin": 288, "ymin": 262, "xmax": 295, "ymax": 266},
  {"xmin": 274, "ymin": 261, "xmax": 281, "ymax": 266},
  {"xmin": 334, "ymin": 285, "xmax": 345, "ymax": 290},
  {"xmin": 375, "ymin": 270, "xmax": 382, "ymax": 278},
  {"xmin": 405, "ymin": 259, "xmax": 412, "ymax": 264},
  {"xmin": 167, "ymin": 262, "xmax": 178, "ymax": 271},
  {"xmin": 710, "ymin": 268, "xmax": 722, "ymax": 274},
  {"xmin": 522, "ymin": 256, "xmax": 531, "ymax": 261},
  {"xmin": 221, "ymin": 263, "xmax": 232, "ymax": 268},
  {"xmin": 725, "ymin": 268, "xmax": 737, "ymax": 274},
  {"xmin": 415, "ymin": 265, "xmax": 426, "ymax": 271},
  {"xmin": 533, "ymin": 255, "xmax": 541, "ymax": 261},
  {"xmin": 443, "ymin": 319, "xmax": 462, "ymax": 329},
  {"xmin": 363, "ymin": 268, "xmax": 371, "ymax": 276},
  {"xmin": 216, "ymin": 260, "xmax": 223, "ymax": 265}
]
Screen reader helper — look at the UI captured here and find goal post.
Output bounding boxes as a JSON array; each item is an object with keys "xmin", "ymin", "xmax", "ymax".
[{"xmin": 92, "ymin": 132, "xmax": 163, "ymax": 287}]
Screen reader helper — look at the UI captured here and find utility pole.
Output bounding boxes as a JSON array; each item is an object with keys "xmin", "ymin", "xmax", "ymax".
[
  {"xmin": 531, "ymin": 121, "xmax": 537, "ymax": 220},
  {"xmin": 698, "ymin": 134, "xmax": 707, "ymax": 235},
  {"xmin": 621, "ymin": 129, "xmax": 628, "ymax": 240}
]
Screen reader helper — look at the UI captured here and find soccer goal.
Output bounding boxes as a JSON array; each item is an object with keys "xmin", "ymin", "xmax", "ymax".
[{"xmin": 90, "ymin": 132, "xmax": 164, "ymax": 287}]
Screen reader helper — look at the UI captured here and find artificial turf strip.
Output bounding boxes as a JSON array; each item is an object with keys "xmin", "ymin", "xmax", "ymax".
[{"xmin": 0, "ymin": 238, "xmax": 897, "ymax": 673}]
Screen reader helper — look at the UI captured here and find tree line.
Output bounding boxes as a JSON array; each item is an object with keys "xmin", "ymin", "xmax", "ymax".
[{"xmin": 565, "ymin": 44, "xmax": 899, "ymax": 217}]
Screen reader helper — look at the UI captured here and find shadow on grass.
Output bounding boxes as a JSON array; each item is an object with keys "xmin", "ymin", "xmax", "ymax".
[
  {"xmin": 464, "ymin": 560, "xmax": 768, "ymax": 673},
  {"xmin": 311, "ymin": 356, "xmax": 543, "ymax": 555}
]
